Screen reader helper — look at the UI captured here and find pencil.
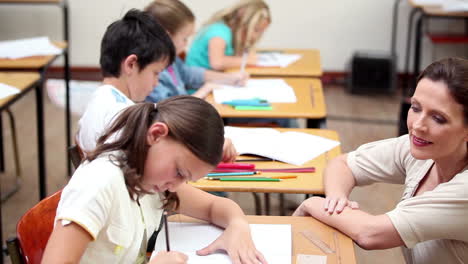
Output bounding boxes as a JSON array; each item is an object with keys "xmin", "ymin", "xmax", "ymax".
[
  {"xmin": 163, "ymin": 212, "xmax": 170, "ymax": 251},
  {"xmin": 207, "ymin": 177, "xmax": 281, "ymax": 182},
  {"xmin": 235, "ymin": 157, "xmax": 273, "ymax": 162},
  {"xmin": 240, "ymin": 48, "xmax": 248, "ymax": 74},
  {"xmin": 207, "ymin": 171, "xmax": 261, "ymax": 177}
]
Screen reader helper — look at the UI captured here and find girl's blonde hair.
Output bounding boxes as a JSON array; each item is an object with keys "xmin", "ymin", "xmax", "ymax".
[
  {"xmin": 145, "ymin": 0, "xmax": 195, "ymax": 35},
  {"xmin": 203, "ymin": 0, "xmax": 271, "ymax": 55}
]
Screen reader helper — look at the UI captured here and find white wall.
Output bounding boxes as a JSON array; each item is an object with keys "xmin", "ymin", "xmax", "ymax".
[{"xmin": 0, "ymin": 0, "xmax": 466, "ymax": 71}]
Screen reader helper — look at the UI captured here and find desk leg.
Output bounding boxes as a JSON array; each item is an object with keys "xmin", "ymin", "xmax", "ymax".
[
  {"xmin": 264, "ymin": 193, "xmax": 270, "ymax": 215},
  {"xmin": 0, "ymin": 114, "xmax": 4, "ymax": 172},
  {"xmin": 413, "ymin": 15, "xmax": 424, "ymax": 89},
  {"xmin": 0, "ymin": 174, "xmax": 3, "ymax": 264},
  {"xmin": 403, "ymin": 8, "xmax": 421, "ymax": 92},
  {"xmin": 252, "ymin": 193, "xmax": 262, "ymax": 215},
  {"xmin": 64, "ymin": 49, "xmax": 72, "ymax": 176},
  {"xmin": 35, "ymin": 81, "xmax": 47, "ymax": 200},
  {"xmin": 279, "ymin": 193, "xmax": 285, "ymax": 216},
  {"xmin": 307, "ymin": 118, "xmax": 326, "ymax": 129}
]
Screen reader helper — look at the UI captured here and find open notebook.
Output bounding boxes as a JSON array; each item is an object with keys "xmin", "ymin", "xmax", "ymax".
[
  {"xmin": 213, "ymin": 79, "xmax": 297, "ymax": 104},
  {"xmin": 224, "ymin": 126, "xmax": 340, "ymax": 166},
  {"xmin": 256, "ymin": 52, "xmax": 302, "ymax": 68},
  {"xmin": 152, "ymin": 222, "xmax": 292, "ymax": 264}
]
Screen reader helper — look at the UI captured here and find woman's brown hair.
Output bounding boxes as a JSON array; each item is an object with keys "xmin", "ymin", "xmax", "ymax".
[
  {"xmin": 145, "ymin": 0, "xmax": 195, "ymax": 35},
  {"xmin": 86, "ymin": 95, "xmax": 225, "ymax": 211},
  {"xmin": 418, "ymin": 57, "xmax": 468, "ymax": 124}
]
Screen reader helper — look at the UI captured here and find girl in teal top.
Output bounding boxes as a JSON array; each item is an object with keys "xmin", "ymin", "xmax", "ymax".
[{"xmin": 187, "ymin": 0, "xmax": 271, "ymax": 70}]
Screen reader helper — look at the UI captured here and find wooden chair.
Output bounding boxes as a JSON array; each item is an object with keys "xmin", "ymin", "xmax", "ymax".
[{"xmin": 6, "ymin": 190, "xmax": 62, "ymax": 264}]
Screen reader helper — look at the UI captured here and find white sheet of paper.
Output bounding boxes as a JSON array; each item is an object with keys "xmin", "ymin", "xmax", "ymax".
[
  {"xmin": 152, "ymin": 222, "xmax": 292, "ymax": 264},
  {"xmin": 410, "ymin": 0, "xmax": 446, "ymax": 5},
  {"xmin": 442, "ymin": 0, "xmax": 468, "ymax": 12},
  {"xmin": 213, "ymin": 79, "xmax": 297, "ymax": 103},
  {"xmin": 296, "ymin": 254, "xmax": 327, "ymax": 264},
  {"xmin": 256, "ymin": 53, "xmax": 301, "ymax": 68},
  {"xmin": 0, "ymin": 83, "xmax": 20, "ymax": 100},
  {"xmin": 224, "ymin": 126, "xmax": 340, "ymax": 166},
  {"xmin": 0, "ymin": 37, "xmax": 62, "ymax": 59}
]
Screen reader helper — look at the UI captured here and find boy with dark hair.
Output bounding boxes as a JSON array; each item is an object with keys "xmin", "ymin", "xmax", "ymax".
[{"xmin": 77, "ymin": 9, "xmax": 175, "ymax": 153}]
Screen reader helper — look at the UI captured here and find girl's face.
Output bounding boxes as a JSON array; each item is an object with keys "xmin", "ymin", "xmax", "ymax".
[
  {"xmin": 141, "ymin": 122, "xmax": 214, "ymax": 193},
  {"xmin": 246, "ymin": 18, "xmax": 269, "ymax": 46},
  {"xmin": 171, "ymin": 22, "xmax": 195, "ymax": 56},
  {"xmin": 407, "ymin": 78, "xmax": 468, "ymax": 161}
]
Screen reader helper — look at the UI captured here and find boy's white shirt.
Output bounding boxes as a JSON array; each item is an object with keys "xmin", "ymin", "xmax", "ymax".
[{"xmin": 77, "ymin": 84, "xmax": 134, "ymax": 153}]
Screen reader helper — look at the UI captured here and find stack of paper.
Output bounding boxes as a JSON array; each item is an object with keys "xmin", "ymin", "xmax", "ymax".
[
  {"xmin": 153, "ymin": 222, "xmax": 292, "ymax": 264},
  {"xmin": 0, "ymin": 83, "xmax": 20, "ymax": 100},
  {"xmin": 256, "ymin": 52, "xmax": 301, "ymax": 68},
  {"xmin": 224, "ymin": 126, "xmax": 340, "ymax": 166},
  {"xmin": 213, "ymin": 79, "xmax": 297, "ymax": 103},
  {"xmin": 0, "ymin": 37, "xmax": 62, "ymax": 59},
  {"xmin": 442, "ymin": 0, "xmax": 468, "ymax": 12}
]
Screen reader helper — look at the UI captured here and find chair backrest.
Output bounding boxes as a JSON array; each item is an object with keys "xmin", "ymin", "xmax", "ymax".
[{"xmin": 15, "ymin": 190, "xmax": 62, "ymax": 264}]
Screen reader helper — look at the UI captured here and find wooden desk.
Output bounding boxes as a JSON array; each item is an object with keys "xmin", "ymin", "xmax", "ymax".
[
  {"xmin": 0, "ymin": 40, "xmax": 72, "ymax": 179},
  {"xmin": 0, "ymin": 41, "xmax": 67, "ymax": 69},
  {"xmin": 207, "ymin": 78, "xmax": 327, "ymax": 128},
  {"xmin": 191, "ymin": 128, "xmax": 340, "ymax": 214},
  {"xmin": 227, "ymin": 49, "xmax": 322, "ymax": 78},
  {"xmin": 0, "ymin": 72, "xmax": 41, "ymax": 264},
  {"xmin": 191, "ymin": 128, "xmax": 339, "ymax": 194},
  {"xmin": 167, "ymin": 214, "xmax": 357, "ymax": 264}
]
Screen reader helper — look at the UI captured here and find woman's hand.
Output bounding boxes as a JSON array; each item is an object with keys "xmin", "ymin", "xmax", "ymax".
[
  {"xmin": 149, "ymin": 251, "xmax": 188, "ymax": 264},
  {"xmin": 293, "ymin": 196, "xmax": 359, "ymax": 217},
  {"xmin": 196, "ymin": 219, "xmax": 267, "ymax": 264},
  {"xmin": 222, "ymin": 138, "xmax": 238, "ymax": 163},
  {"xmin": 323, "ymin": 195, "xmax": 359, "ymax": 214}
]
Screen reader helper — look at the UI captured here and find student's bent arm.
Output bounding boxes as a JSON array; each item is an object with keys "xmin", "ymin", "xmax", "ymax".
[
  {"xmin": 323, "ymin": 154, "xmax": 359, "ymax": 214},
  {"xmin": 208, "ymin": 38, "xmax": 244, "ymax": 70},
  {"xmin": 293, "ymin": 196, "xmax": 404, "ymax": 250},
  {"xmin": 176, "ymin": 183, "xmax": 246, "ymax": 228},
  {"xmin": 41, "ymin": 222, "xmax": 93, "ymax": 264}
]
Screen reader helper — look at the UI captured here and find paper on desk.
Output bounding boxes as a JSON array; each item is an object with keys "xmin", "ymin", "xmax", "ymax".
[
  {"xmin": 296, "ymin": 254, "xmax": 327, "ymax": 264},
  {"xmin": 442, "ymin": 0, "xmax": 468, "ymax": 12},
  {"xmin": 224, "ymin": 126, "xmax": 340, "ymax": 166},
  {"xmin": 0, "ymin": 83, "xmax": 20, "ymax": 100},
  {"xmin": 153, "ymin": 222, "xmax": 292, "ymax": 264},
  {"xmin": 410, "ymin": 0, "xmax": 446, "ymax": 5},
  {"xmin": 0, "ymin": 37, "xmax": 62, "ymax": 59},
  {"xmin": 213, "ymin": 79, "xmax": 297, "ymax": 103},
  {"xmin": 256, "ymin": 52, "xmax": 301, "ymax": 68}
]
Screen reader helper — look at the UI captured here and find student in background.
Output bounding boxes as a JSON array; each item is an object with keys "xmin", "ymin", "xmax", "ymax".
[
  {"xmin": 294, "ymin": 57, "xmax": 468, "ymax": 264},
  {"xmin": 186, "ymin": 0, "xmax": 270, "ymax": 70},
  {"xmin": 144, "ymin": 0, "xmax": 249, "ymax": 102},
  {"xmin": 76, "ymin": 9, "xmax": 237, "ymax": 162},
  {"xmin": 42, "ymin": 97, "xmax": 267, "ymax": 264}
]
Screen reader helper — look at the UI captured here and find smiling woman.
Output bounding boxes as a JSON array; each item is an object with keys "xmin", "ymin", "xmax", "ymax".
[
  {"xmin": 41, "ymin": 95, "xmax": 268, "ymax": 264},
  {"xmin": 293, "ymin": 57, "xmax": 468, "ymax": 264}
]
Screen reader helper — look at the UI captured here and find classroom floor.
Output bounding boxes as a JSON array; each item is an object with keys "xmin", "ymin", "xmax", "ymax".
[{"xmin": 1, "ymin": 80, "xmax": 406, "ymax": 263}]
